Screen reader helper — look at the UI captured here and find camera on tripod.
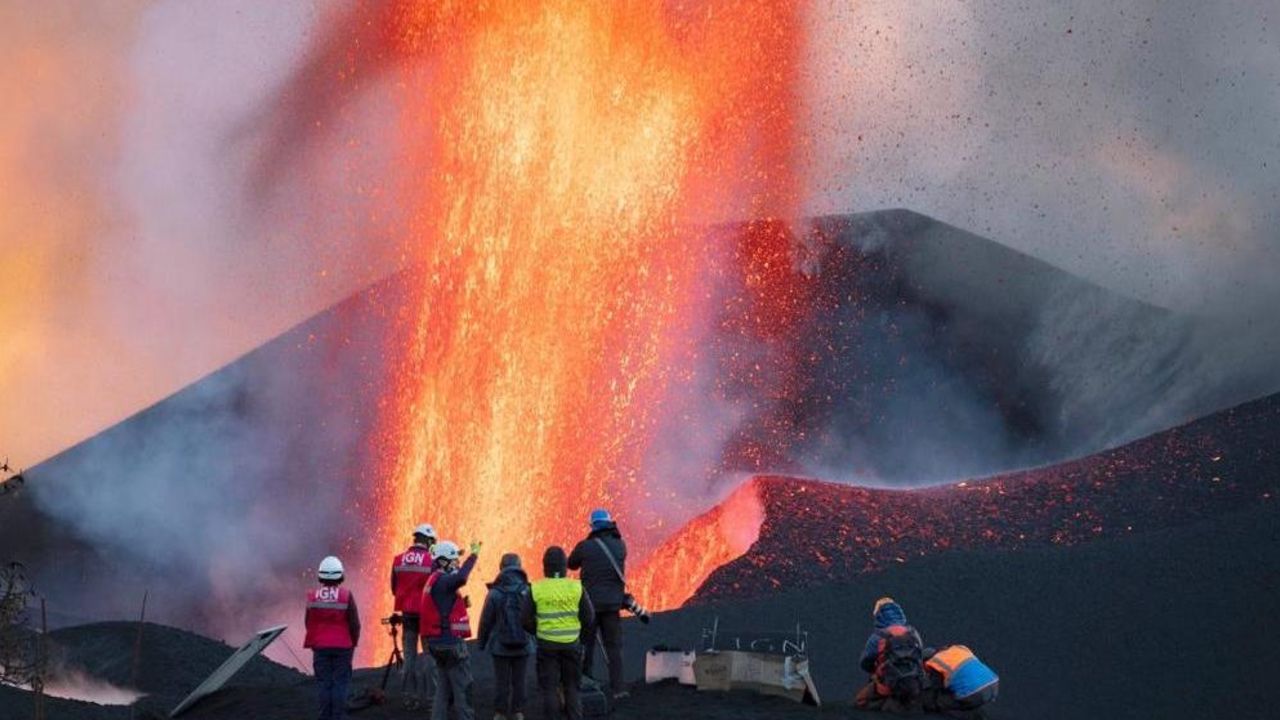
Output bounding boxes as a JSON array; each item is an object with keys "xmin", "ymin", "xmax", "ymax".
[
  {"xmin": 623, "ymin": 593, "xmax": 651, "ymax": 624},
  {"xmin": 381, "ymin": 613, "xmax": 404, "ymax": 627}
]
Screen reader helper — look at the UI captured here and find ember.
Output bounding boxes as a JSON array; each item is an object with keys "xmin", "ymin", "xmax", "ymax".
[{"xmin": 341, "ymin": 1, "xmax": 806, "ymax": 660}]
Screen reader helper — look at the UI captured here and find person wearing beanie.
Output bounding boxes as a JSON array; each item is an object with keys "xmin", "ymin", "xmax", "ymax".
[
  {"xmin": 523, "ymin": 546, "xmax": 594, "ymax": 720},
  {"xmin": 478, "ymin": 553, "xmax": 534, "ymax": 720},
  {"xmin": 567, "ymin": 508, "xmax": 628, "ymax": 699}
]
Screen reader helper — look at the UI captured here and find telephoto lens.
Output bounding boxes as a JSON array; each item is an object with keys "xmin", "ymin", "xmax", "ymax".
[{"xmin": 624, "ymin": 594, "xmax": 651, "ymax": 624}]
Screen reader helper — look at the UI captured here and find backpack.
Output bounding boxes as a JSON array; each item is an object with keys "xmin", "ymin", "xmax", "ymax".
[
  {"xmin": 877, "ymin": 626, "xmax": 924, "ymax": 701},
  {"xmin": 495, "ymin": 586, "xmax": 528, "ymax": 650}
]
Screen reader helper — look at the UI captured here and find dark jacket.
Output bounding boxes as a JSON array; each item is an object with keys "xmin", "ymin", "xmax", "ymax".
[
  {"xmin": 859, "ymin": 601, "xmax": 920, "ymax": 673},
  {"xmin": 520, "ymin": 577, "xmax": 595, "ymax": 648},
  {"xmin": 477, "ymin": 566, "xmax": 534, "ymax": 657},
  {"xmin": 567, "ymin": 523, "xmax": 627, "ymax": 610},
  {"xmin": 425, "ymin": 553, "xmax": 477, "ymax": 647}
]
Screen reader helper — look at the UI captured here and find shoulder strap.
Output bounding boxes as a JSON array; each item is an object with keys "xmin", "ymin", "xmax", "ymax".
[{"xmin": 593, "ymin": 537, "xmax": 625, "ymax": 582}]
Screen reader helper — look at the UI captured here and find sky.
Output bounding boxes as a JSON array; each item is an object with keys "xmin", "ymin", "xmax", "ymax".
[{"xmin": 2, "ymin": 0, "xmax": 1277, "ymax": 468}]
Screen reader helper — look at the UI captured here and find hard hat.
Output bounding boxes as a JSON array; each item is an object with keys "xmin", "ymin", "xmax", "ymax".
[
  {"xmin": 318, "ymin": 556, "xmax": 345, "ymax": 581},
  {"xmin": 873, "ymin": 596, "xmax": 895, "ymax": 617},
  {"xmin": 589, "ymin": 508, "xmax": 612, "ymax": 529},
  {"xmin": 413, "ymin": 523, "xmax": 436, "ymax": 539},
  {"xmin": 431, "ymin": 541, "xmax": 461, "ymax": 562}
]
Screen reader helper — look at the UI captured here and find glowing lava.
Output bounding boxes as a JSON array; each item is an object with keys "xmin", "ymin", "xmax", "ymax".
[{"xmin": 359, "ymin": 1, "xmax": 805, "ymax": 652}]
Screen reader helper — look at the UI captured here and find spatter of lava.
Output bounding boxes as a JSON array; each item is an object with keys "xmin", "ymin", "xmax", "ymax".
[{"xmin": 658, "ymin": 393, "xmax": 1280, "ymax": 605}]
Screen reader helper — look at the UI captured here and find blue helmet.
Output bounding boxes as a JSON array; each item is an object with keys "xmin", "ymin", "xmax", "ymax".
[{"xmin": 589, "ymin": 508, "xmax": 612, "ymax": 530}]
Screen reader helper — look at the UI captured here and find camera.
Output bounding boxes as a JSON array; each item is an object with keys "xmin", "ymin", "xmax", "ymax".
[
  {"xmin": 381, "ymin": 613, "xmax": 403, "ymax": 627},
  {"xmin": 623, "ymin": 593, "xmax": 651, "ymax": 624}
]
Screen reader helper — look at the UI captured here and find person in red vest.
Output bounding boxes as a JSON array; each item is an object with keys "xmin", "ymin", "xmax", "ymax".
[
  {"xmin": 304, "ymin": 555, "xmax": 361, "ymax": 720},
  {"xmin": 390, "ymin": 523, "xmax": 436, "ymax": 707},
  {"xmin": 422, "ymin": 539, "xmax": 480, "ymax": 720}
]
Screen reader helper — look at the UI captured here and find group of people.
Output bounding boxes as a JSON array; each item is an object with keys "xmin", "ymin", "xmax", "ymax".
[
  {"xmin": 303, "ymin": 508, "xmax": 633, "ymax": 720},
  {"xmin": 855, "ymin": 597, "xmax": 999, "ymax": 716}
]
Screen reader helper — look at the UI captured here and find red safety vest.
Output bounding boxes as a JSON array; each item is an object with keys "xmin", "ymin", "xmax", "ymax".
[
  {"xmin": 391, "ymin": 544, "xmax": 433, "ymax": 614},
  {"xmin": 304, "ymin": 586, "xmax": 354, "ymax": 649},
  {"xmin": 421, "ymin": 571, "xmax": 471, "ymax": 640}
]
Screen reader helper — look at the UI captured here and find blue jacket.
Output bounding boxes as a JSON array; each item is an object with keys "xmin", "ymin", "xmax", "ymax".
[
  {"xmin": 929, "ymin": 646, "xmax": 999, "ymax": 700},
  {"xmin": 859, "ymin": 602, "xmax": 918, "ymax": 673}
]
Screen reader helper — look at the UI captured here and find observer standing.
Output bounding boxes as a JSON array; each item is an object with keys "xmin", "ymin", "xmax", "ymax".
[
  {"xmin": 567, "ymin": 508, "xmax": 628, "ymax": 700},
  {"xmin": 304, "ymin": 556, "xmax": 361, "ymax": 720}
]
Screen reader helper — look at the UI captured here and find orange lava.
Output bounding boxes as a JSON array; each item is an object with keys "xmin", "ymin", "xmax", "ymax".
[
  {"xmin": 629, "ymin": 476, "xmax": 766, "ymax": 610},
  {"xmin": 356, "ymin": 1, "xmax": 806, "ymax": 658}
]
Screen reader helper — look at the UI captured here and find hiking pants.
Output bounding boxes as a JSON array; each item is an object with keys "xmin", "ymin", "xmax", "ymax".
[
  {"xmin": 312, "ymin": 648, "xmax": 353, "ymax": 720},
  {"xmin": 401, "ymin": 614, "xmax": 431, "ymax": 698},
  {"xmin": 492, "ymin": 653, "xmax": 529, "ymax": 716},
  {"xmin": 581, "ymin": 609, "xmax": 622, "ymax": 693},
  {"xmin": 537, "ymin": 643, "xmax": 582, "ymax": 720},
  {"xmin": 429, "ymin": 643, "xmax": 474, "ymax": 720}
]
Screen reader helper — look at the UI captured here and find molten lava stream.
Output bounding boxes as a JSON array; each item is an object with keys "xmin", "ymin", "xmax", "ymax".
[
  {"xmin": 630, "ymin": 477, "xmax": 766, "ymax": 611},
  {"xmin": 322, "ymin": 1, "xmax": 807, "ymax": 663}
]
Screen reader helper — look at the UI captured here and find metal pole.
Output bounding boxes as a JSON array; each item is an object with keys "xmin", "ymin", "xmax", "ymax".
[
  {"xmin": 34, "ymin": 598, "xmax": 47, "ymax": 720},
  {"xmin": 129, "ymin": 591, "xmax": 148, "ymax": 720}
]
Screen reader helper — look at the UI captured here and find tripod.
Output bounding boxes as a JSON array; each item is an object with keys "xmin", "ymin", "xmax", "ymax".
[{"xmin": 378, "ymin": 621, "xmax": 405, "ymax": 693}]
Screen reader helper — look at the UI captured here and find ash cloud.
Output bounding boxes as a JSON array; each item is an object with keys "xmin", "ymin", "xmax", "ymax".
[{"xmin": 797, "ymin": 0, "xmax": 1280, "ymax": 483}]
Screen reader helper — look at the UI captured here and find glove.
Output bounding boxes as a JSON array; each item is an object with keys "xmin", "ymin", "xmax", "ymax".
[{"xmin": 469, "ymin": 541, "xmax": 482, "ymax": 555}]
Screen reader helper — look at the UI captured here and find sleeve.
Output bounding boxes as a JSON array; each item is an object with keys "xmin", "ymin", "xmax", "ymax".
[
  {"xmin": 567, "ymin": 541, "xmax": 584, "ymax": 570},
  {"xmin": 440, "ymin": 554, "xmax": 478, "ymax": 593},
  {"xmin": 477, "ymin": 590, "xmax": 497, "ymax": 651},
  {"xmin": 389, "ymin": 561, "xmax": 398, "ymax": 596},
  {"xmin": 578, "ymin": 587, "xmax": 596, "ymax": 629},
  {"xmin": 347, "ymin": 593, "xmax": 362, "ymax": 647},
  {"xmin": 521, "ymin": 591, "xmax": 536, "ymax": 633},
  {"xmin": 859, "ymin": 631, "xmax": 880, "ymax": 674},
  {"xmin": 616, "ymin": 536, "xmax": 627, "ymax": 563}
]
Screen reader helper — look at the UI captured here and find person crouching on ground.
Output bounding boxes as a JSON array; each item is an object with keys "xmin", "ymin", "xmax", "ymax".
[
  {"xmin": 855, "ymin": 597, "xmax": 927, "ymax": 712},
  {"xmin": 304, "ymin": 555, "xmax": 361, "ymax": 720},
  {"xmin": 478, "ymin": 552, "xmax": 534, "ymax": 720},
  {"xmin": 523, "ymin": 545, "xmax": 594, "ymax": 720},
  {"xmin": 567, "ymin": 508, "xmax": 628, "ymax": 700},
  {"xmin": 922, "ymin": 644, "xmax": 999, "ymax": 717},
  {"xmin": 390, "ymin": 522, "xmax": 437, "ymax": 708},
  {"xmin": 423, "ymin": 540, "xmax": 480, "ymax": 720}
]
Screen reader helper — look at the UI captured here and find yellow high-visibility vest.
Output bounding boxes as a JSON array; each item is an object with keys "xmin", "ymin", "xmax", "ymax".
[{"xmin": 530, "ymin": 577, "xmax": 583, "ymax": 644}]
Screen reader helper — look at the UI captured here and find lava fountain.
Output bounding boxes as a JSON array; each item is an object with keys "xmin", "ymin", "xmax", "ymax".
[{"xmin": 357, "ymin": 0, "xmax": 806, "ymax": 645}]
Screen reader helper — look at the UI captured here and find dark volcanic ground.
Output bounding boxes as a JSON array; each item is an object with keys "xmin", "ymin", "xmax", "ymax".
[
  {"xmin": 693, "ymin": 391, "xmax": 1280, "ymax": 604},
  {"xmin": 5, "ymin": 500, "xmax": 1278, "ymax": 720}
]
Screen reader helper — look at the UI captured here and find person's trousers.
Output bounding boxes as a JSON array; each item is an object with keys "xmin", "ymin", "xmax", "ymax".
[
  {"xmin": 312, "ymin": 648, "xmax": 353, "ymax": 720},
  {"xmin": 581, "ymin": 609, "xmax": 622, "ymax": 693},
  {"xmin": 429, "ymin": 643, "xmax": 474, "ymax": 720},
  {"xmin": 401, "ymin": 614, "xmax": 434, "ymax": 698},
  {"xmin": 537, "ymin": 643, "xmax": 581, "ymax": 720},
  {"xmin": 492, "ymin": 654, "xmax": 529, "ymax": 716}
]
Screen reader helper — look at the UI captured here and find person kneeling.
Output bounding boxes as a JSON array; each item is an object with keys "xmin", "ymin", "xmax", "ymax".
[
  {"xmin": 854, "ymin": 597, "xmax": 926, "ymax": 712},
  {"xmin": 923, "ymin": 645, "xmax": 999, "ymax": 717}
]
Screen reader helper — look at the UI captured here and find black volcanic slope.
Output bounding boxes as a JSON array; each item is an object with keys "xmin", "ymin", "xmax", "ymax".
[
  {"xmin": 4, "ymin": 504, "xmax": 1276, "ymax": 720},
  {"xmin": 691, "ymin": 391, "xmax": 1279, "ymax": 604}
]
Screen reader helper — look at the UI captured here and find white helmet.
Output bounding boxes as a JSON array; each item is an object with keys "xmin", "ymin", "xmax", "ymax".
[
  {"xmin": 413, "ymin": 523, "xmax": 436, "ymax": 540},
  {"xmin": 317, "ymin": 556, "xmax": 345, "ymax": 581},
  {"xmin": 431, "ymin": 541, "xmax": 461, "ymax": 563}
]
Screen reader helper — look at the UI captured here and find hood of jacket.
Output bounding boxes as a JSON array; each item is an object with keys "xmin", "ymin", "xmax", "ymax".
[
  {"xmin": 488, "ymin": 565, "xmax": 529, "ymax": 590},
  {"xmin": 874, "ymin": 601, "xmax": 908, "ymax": 629},
  {"xmin": 587, "ymin": 523, "xmax": 622, "ymax": 540}
]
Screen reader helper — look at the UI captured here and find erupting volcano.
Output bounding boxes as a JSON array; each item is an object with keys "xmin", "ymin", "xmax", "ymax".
[{"xmin": 346, "ymin": 1, "xmax": 806, "ymax": 640}]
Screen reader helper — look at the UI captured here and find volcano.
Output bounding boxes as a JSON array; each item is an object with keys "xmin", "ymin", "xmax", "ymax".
[{"xmin": 2, "ymin": 209, "xmax": 1274, "ymax": 651}]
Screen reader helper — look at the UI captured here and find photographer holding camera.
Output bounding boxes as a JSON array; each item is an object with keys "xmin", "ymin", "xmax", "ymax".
[{"xmin": 567, "ymin": 508, "xmax": 638, "ymax": 701}]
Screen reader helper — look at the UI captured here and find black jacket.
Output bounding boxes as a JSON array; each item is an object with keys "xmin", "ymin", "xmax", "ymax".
[
  {"xmin": 477, "ymin": 566, "xmax": 533, "ymax": 657},
  {"xmin": 567, "ymin": 523, "xmax": 627, "ymax": 611}
]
